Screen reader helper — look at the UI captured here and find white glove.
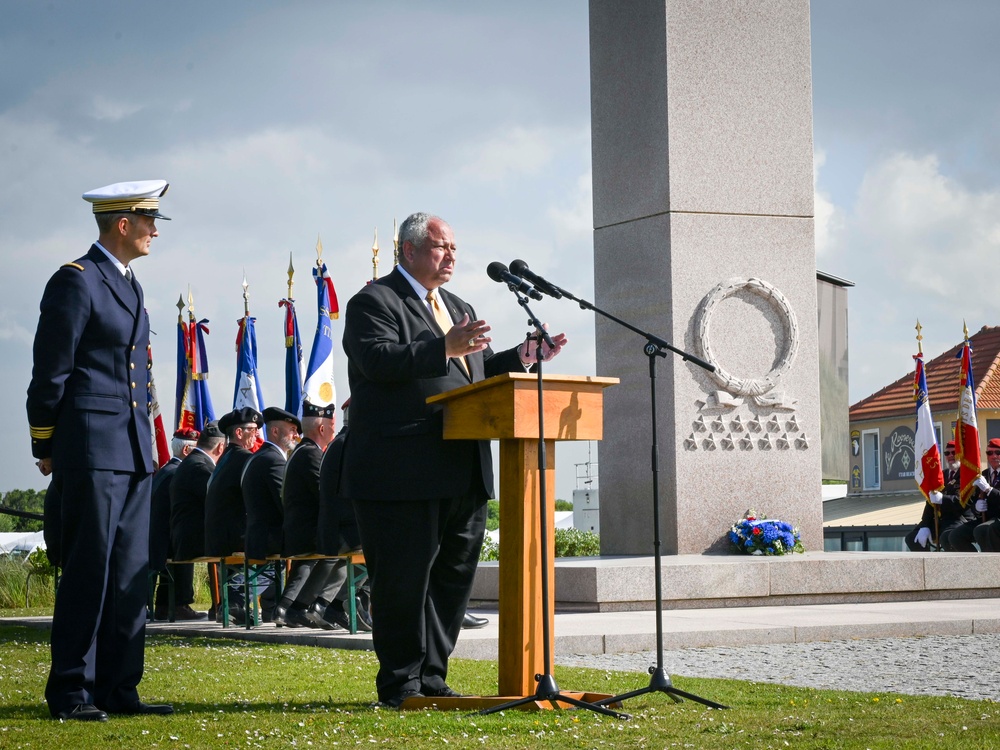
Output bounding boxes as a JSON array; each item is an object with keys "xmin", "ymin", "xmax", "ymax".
[
  {"xmin": 974, "ymin": 476, "xmax": 991, "ymax": 492},
  {"xmin": 914, "ymin": 527, "xmax": 932, "ymax": 548},
  {"xmin": 976, "ymin": 499, "xmax": 989, "ymax": 513}
]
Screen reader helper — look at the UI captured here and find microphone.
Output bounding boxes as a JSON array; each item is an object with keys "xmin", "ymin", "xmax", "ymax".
[
  {"xmin": 486, "ymin": 261, "xmax": 543, "ymax": 301},
  {"xmin": 509, "ymin": 259, "xmax": 563, "ymax": 299}
]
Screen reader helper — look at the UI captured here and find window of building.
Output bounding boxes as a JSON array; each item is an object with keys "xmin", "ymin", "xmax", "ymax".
[
  {"xmin": 987, "ymin": 419, "xmax": 1000, "ymax": 443},
  {"xmin": 862, "ymin": 429, "xmax": 880, "ymax": 490}
]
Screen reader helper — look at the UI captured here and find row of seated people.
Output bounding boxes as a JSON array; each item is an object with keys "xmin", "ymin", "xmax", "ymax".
[
  {"xmin": 149, "ymin": 400, "xmax": 370, "ymax": 629},
  {"xmin": 906, "ymin": 439, "xmax": 1000, "ymax": 552}
]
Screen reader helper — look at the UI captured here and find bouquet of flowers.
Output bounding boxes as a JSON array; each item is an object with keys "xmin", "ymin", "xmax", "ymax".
[{"xmin": 728, "ymin": 509, "xmax": 804, "ymax": 556}]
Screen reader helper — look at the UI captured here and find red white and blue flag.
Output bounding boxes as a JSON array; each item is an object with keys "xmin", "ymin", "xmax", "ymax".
[
  {"xmin": 303, "ymin": 260, "xmax": 339, "ymax": 408},
  {"xmin": 913, "ymin": 353, "xmax": 944, "ymax": 501},
  {"xmin": 955, "ymin": 335, "xmax": 980, "ymax": 507}
]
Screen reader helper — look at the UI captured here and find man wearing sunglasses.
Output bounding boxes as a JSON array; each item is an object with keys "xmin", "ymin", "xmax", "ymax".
[
  {"xmin": 973, "ymin": 440, "xmax": 1000, "ymax": 551},
  {"xmin": 940, "ymin": 438, "xmax": 1000, "ymax": 551},
  {"xmin": 906, "ymin": 441, "xmax": 964, "ymax": 551}
]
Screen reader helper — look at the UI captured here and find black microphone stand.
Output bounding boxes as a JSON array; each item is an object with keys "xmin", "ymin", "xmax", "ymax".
[
  {"xmin": 541, "ymin": 280, "xmax": 728, "ymax": 711},
  {"xmin": 479, "ymin": 286, "xmax": 629, "ymax": 720}
]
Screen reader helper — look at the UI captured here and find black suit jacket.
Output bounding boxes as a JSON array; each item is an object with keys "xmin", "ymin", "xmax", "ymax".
[
  {"xmin": 282, "ymin": 437, "xmax": 324, "ymax": 556},
  {"xmin": 340, "ymin": 268, "xmax": 524, "ymax": 502},
  {"xmin": 169, "ymin": 448, "xmax": 216, "ymax": 560},
  {"xmin": 149, "ymin": 457, "xmax": 181, "ymax": 570},
  {"xmin": 242, "ymin": 441, "xmax": 286, "ymax": 560},
  {"xmin": 204, "ymin": 444, "xmax": 253, "ymax": 556},
  {"xmin": 317, "ymin": 427, "xmax": 359, "ymax": 554}
]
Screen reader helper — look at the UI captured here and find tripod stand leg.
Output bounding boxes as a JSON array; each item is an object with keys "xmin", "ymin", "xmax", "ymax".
[{"xmin": 593, "ymin": 668, "xmax": 728, "ymax": 710}]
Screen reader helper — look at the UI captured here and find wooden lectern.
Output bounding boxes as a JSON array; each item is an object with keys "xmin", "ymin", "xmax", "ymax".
[{"xmin": 420, "ymin": 372, "xmax": 618, "ymax": 709}]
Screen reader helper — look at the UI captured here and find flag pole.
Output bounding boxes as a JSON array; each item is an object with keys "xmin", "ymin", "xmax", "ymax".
[
  {"xmin": 371, "ymin": 227, "xmax": 380, "ymax": 281},
  {"xmin": 287, "ymin": 253, "xmax": 295, "ymax": 301}
]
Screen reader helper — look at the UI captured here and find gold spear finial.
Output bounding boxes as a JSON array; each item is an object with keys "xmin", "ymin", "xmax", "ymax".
[
  {"xmin": 176, "ymin": 294, "xmax": 185, "ymax": 320},
  {"xmin": 187, "ymin": 286, "xmax": 194, "ymax": 316},
  {"xmin": 372, "ymin": 227, "xmax": 380, "ymax": 280},
  {"xmin": 392, "ymin": 217, "xmax": 399, "ymax": 266},
  {"xmin": 964, "ymin": 319, "xmax": 970, "ymax": 340},
  {"xmin": 242, "ymin": 271, "xmax": 250, "ymax": 317},
  {"xmin": 316, "ymin": 234, "xmax": 323, "ymax": 266},
  {"xmin": 916, "ymin": 319, "xmax": 923, "ymax": 355},
  {"xmin": 287, "ymin": 253, "xmax": 295, "ymax": 300}
]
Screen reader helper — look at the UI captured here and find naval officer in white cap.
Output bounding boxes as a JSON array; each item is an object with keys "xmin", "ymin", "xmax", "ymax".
[{"xmin": 26, "ymin": 180, "xmax": 174, "ymax": 721}]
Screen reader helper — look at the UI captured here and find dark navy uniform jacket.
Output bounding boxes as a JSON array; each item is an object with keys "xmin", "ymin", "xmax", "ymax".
[{"xmin": 27, "ymin": 245, "xmax": 154, "ymax": 474}]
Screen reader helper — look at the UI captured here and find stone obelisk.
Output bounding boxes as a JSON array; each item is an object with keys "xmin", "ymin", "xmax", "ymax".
[{"xmin": 590, "ymin": 0, "xmax": 823, "ymax": 554}]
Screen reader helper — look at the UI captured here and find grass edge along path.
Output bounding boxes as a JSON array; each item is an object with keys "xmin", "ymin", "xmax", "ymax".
[{"xmin": 0, "ymin": 624, "xmax": 998, "ymax": 749}]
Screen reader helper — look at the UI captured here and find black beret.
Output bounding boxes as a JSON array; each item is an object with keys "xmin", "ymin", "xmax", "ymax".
[
  {"xmin": 302, "ymin": 401, "xmax": 335, "ymax": 419},
  {"xmin": 263, "ymin": 406, "xmax": 301, "ymax": 432},
  {"xmin": 218, "ymin": 407, "xmax": 263, "ymax": 434},
  {"xmin": 200, "ymin": 421, "xmax": 224, "ymax": 439}
]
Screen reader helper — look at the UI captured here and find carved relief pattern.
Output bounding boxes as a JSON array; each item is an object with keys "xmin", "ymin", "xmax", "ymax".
[{"xmin": 686, "ymin": 277, "xmax": 809, "ymax": 453}]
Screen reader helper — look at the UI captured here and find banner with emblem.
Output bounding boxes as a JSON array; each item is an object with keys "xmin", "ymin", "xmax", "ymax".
[
  {"xmin": 303, "ymin": 254, "xmax": 339, "ymax": 407},
  {"xmin": 955, "ymin": 331, "xmax": 980, "ymax": 507},
  {"xmin": 176, "ymin": 294, "xmax": 216, "ymax": 433},
  {"xmin": 233, "ymin": 315, "xmax": 265, "ymax": 412},
  {"xmin": 913, "ymin": 352, "xmax": 943, "ymax": 501}
]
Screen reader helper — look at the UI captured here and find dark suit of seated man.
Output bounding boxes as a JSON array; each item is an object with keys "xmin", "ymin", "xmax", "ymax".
[
  {"xmin": 150, "ymin": 428, "xmax": 204, "ymax": 620},
  {"xmin": 340, "ymin": 212, "xmax": 566, "ymax": 707},
  {"xmin": 169, "ymin": 424, "xmax": 226, "ymax": 562},
  {"xmin": 905, "ymin": 443, "xmax": 964, "ymax": 551}
]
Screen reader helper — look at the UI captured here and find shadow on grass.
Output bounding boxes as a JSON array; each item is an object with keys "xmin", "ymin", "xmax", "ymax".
[{"xmin": 0, "ymin": 699, "xmax": 384, "ymax": 722}]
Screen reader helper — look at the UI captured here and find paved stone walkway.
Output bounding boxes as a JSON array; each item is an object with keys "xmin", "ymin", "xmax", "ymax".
[{"xmin": 557, "ymin": 633, "xmax": 1000, "ymax": 702}]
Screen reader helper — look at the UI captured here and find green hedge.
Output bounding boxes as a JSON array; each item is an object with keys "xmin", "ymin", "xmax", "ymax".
[{"xmin": 479, "ymin": 526, "xmax": 599, "ymax": 562}]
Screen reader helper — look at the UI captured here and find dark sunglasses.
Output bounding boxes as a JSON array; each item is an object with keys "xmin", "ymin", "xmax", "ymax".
[
  {"xmin": 987, "ymin": 450, "xmax": 1000, "ymax": 456},
  {"xmin": 944, "ymin": 451, "xmax": 956, "ymax": 455}
]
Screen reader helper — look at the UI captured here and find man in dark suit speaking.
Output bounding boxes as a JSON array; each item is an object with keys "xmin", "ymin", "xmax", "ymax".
[
  {"xmin": 341, "ymin": 212, "xmax": 566, "ymax": 708},
  {"xmin": 26, "ymin": 180, "xmax": 174, "ymax": 721}
]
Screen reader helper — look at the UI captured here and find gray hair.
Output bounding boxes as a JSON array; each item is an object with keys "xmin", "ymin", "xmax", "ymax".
[
  {"xmin": 197, "ymin": 433, "xmax": 225, "ymax": 452},
  {"xmin": 170, "ymin": 435, "xmax": 196, "ymax": 458},
  {"xmin": 397, "ymin": 212, "xmax": 438, "ymax": 254}
]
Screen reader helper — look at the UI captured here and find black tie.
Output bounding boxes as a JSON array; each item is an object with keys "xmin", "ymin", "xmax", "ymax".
[{"xmin": 125, "ymin": 267, "xmax": 132, "ymax": 282}]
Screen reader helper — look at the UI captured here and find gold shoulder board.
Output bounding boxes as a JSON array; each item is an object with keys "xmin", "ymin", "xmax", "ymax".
[{"xmin": 61, "ymin": 262, "xmax": 85, "ymax": 271}]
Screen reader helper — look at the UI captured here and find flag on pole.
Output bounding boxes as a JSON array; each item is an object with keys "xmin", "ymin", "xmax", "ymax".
[
  {"xmin": 174, "ymin": 297, "xmax": 189, "ymax": 431},
  {"xmin": 233, "ymin": 315, "xmax": 265, "ymax": 412},
  {"xmin": 303, "ymin": 243, "xmax": 339, "ymax": 407},
  {"xmin": 913, "ymin": 352, "xmax": 944, "ymax": 501},
  {"xmin": 279, "ymin": 297, "xmax": 303, "ymax": 418},
  {"xmin": 955, "ymin": 327, "xmax": 980, "ymax": 507},
  {"xmin": 177, "ymin": 293, "xmax": 216, "ymax": 432},
  {"xmin": 148, "ymin": 343, "xmax": 170, "ymax": 469}
]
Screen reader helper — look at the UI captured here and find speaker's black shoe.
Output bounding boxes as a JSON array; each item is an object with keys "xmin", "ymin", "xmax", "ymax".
[
  {"xmin": 462, "ymin": 612, "xmax": 488, "ymax": 629},
  {"xmin": 54, "ymin": 704, "xmax": 108, "ymax": 722},
  {"xmin": 104, "ymin": 701, "xmax": 175, "ymax": 716},
  {"xmin": 377, "ymin": 689, "xmax": 423, "ymax": 709}
]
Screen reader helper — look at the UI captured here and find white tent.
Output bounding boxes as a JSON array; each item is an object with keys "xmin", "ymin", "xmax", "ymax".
[{"xmin": 0, "ymin": 531, "xmax": 46, "ymax": 555}]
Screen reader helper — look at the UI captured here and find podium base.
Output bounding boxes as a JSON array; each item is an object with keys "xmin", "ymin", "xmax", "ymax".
[{"xmin": 399, "ymin": 692, "xmax": 622, "ymax": 712}]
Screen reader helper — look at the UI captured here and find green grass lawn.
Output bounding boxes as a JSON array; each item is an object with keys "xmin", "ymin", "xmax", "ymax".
[{"xmin": 0, "ymin": 622, "xmax": 998, "ymax": 749}]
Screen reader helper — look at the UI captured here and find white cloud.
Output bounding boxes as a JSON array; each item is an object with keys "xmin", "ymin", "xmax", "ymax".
[
  {"xmin": 855, "ymin": 152, "xmax": 1000, "ymax": 305},
  {"xmin": 813, "ymin": 149, "xmax": 844, "ymax": 257},
  {"xmin": 89, "ymin": 96, "xmax": 144, "ymax": 122},
  {"xmin": 454, "ymin": 126, "xmax": 554, "ymax": 182}
]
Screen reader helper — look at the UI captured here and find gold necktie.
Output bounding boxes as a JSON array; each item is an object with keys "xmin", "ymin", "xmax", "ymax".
[{"xmin": 427, "ymin": 289, "xmax": 468, "ymax": 375}]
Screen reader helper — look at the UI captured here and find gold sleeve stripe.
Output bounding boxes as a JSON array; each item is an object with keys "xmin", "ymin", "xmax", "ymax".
[
  {"xmin": 61, "ymin": 262, "xmax": 85, "ymax": 271},
  {"xmin": 29, "ymin": 426, "xmax": 55, "ymax": 439}
]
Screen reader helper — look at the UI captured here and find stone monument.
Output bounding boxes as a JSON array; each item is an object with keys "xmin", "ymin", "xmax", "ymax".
[{"xmin": 590, "ymin": 0, "xmax": 823, "ymax": 554}]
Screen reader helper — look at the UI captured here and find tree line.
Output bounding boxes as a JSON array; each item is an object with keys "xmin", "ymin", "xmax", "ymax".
[{"xmin": 0, "ymin": 489, "xmax": 47, "ymax": 533}]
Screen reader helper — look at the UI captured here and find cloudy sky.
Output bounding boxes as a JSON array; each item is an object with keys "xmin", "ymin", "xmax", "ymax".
[{"xmin": 3, "ymin": 1, "xmax": 998, "ymax": 499}]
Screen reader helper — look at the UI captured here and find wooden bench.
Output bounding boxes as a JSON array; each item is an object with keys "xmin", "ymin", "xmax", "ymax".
[{"xmin": 163, "ymin": 552, "xmax": 367, "ymax": 633}]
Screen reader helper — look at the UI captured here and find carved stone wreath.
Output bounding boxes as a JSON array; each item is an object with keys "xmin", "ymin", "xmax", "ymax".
[{"xmin": 695, "ymin": 277, "xmax": 799, "ymax": 402}]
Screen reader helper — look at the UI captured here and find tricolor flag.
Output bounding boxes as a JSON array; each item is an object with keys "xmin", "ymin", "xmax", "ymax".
[
  {"xmin": 148, "ymin": 343, "xmax": 170, "ymax": 469},
  {"xmin": 279, "ymin": 297, "xmax": 303, "ymax": 418},
  {"xmin": 233, "ymin": 315, "xmax": 265, "ymax": 412},
  {"xmin": 913, "ymin": 352, "xmax": 944, "ymax": 501},
  {"xmin": 955, "ymin": 333, "xmax": 980, "ymax": 506},
  {"xmin": 303, "ymin": 259, "xmax": 339, "ymax": 407},
  {"xmin": 177, "ymin": 310, "xmax": 216, "ymax": 433}
]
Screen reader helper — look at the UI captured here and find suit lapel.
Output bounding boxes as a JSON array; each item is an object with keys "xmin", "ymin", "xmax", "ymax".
[{"xmin": 90, "ymin": 246, "xmax": 138, "ymax": 320}]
